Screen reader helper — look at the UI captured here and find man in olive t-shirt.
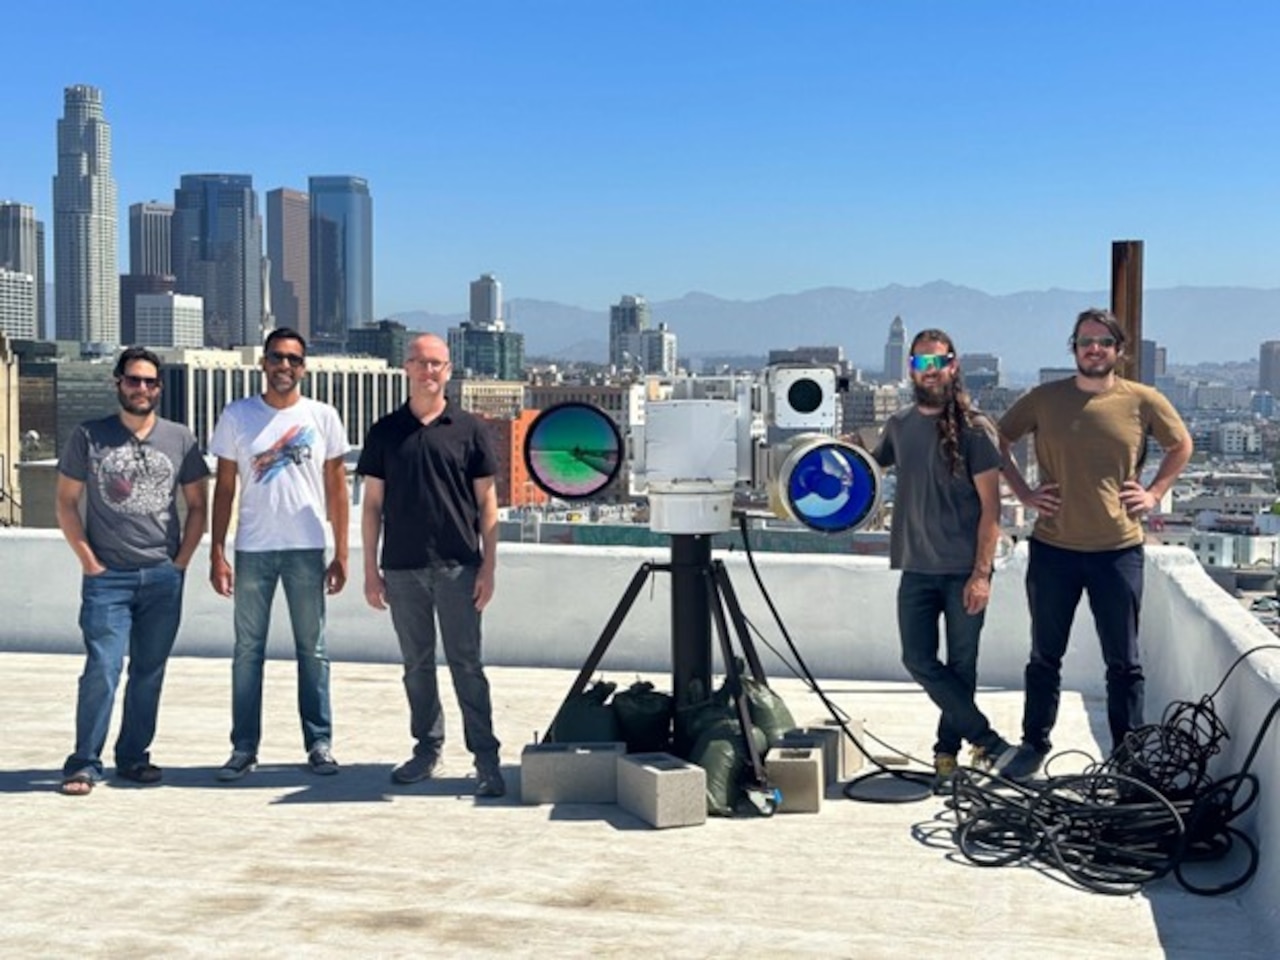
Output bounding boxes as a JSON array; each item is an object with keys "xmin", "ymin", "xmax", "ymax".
[{"xmin": 998, "ymin": 309, "xmax": 1192, "ymax": 781}]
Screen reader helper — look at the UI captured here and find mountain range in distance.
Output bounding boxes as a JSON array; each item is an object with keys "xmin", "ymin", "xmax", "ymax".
[{"xmin": 390, "ymin": 281, "xmax": 1280, "ymax": 383}]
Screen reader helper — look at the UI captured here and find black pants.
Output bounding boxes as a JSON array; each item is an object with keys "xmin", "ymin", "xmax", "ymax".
[{"xmin": 1022, "ymin": 539, "xmax": 1145, "ymax": 755}]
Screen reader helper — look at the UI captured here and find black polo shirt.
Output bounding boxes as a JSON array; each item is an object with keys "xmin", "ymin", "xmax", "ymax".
[{"xmin": 357, "ymin": 403, "xmax": 497, "ymax": 569}]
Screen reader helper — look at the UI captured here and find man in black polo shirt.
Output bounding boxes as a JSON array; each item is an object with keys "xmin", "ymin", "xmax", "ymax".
[{"xmin": 358, "ymin": 333, "xmax": 504, "ymax": 797}]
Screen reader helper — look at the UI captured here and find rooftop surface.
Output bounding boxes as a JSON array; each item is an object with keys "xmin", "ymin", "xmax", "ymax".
[{"xmin": 2, "ymin": 651, "xmax": 1270, "ymax": 959}]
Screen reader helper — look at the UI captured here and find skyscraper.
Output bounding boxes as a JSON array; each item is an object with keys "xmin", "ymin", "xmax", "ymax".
[
  {"xmin": 470, "ymin": 273, "xmax": 502, "ymax": 327},
  {"xmin": 883, "ymin": 315, "xmax": 907, "ymax": 383},
  {"xmin": 172, "ymin": 174, "xmax": 264, "ymax": 347},
  {"xmin": 309, "ymin": 175, "xmax": 372, "ymax": 354},
  {"xmin": 0, "ymin": 202, "xmax": 46, "ymax": 339},
  {"xmin": 267, "ymin": 187, "xmax": 310, "ymax": 339},
  {"xmin": 53, "ymin": 85, "xmax": 119, "ymax": 347},
  {"xmin": 449, "ymin": 273, "xmax": 523, "ymax": 380},
  {"xmin": 609, "ymin": 294, "xmax": 650, "ymax": 369},
  {"xmin": 128, "ymin": 201, "xmax": 173, "ymax": 275}
]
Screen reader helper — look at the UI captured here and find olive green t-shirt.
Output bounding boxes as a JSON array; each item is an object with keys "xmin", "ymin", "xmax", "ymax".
[{"xmin": 998, "ymin": 377, "xmax": 1187, "ymax": 552}]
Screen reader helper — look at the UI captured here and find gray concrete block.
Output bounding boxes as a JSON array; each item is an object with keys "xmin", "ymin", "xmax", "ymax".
[
  {"xmin": 616, "ymin": 752, "xmax": 707, "ymax": 829},
  {"xmin": 801, "ymin": 716, "xmax": 865, "ymax": 778},
  {"xmin": 766, "ymin": 747, "xmax": 823, "ymax": 813},
  {"xmin": 520, "ymin": 741, "xmax": 626, "ymax": 804}
]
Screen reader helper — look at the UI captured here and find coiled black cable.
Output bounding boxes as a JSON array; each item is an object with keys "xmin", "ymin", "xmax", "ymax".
[{"xmin": 947, "ymin": 645, "xmax": 1280, "ymax": 896}]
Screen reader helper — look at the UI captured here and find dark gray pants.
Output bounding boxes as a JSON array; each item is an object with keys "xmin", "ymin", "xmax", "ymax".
[{"xmin": 383, "ymin": 565, "xmax": 500, "ymax": 764}]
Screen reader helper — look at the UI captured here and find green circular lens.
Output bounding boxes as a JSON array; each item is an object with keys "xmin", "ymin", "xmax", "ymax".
[{"xmin": 524, "ymin": 402, "xmax": 623, "ymax": 499}]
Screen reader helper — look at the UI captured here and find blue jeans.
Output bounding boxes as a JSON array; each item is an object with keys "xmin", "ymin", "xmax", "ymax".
[
  {"xmin": 897, "ymin": 571, "xmax": 1001, "ymax": 757},
  {"xmin": 231, "ymin": 549, "xmax": 331, "ymax": 754},
  {"xmin": 383, "ymin": 565, "xmax": 500, "ymax": 764},
  {"xmin": 1023, "ymin": 539, "xmax": 1145, "ymax": 755},
  {"xmin": 65, "ymin": 562, "xmax": 185, "ymax": 778}
]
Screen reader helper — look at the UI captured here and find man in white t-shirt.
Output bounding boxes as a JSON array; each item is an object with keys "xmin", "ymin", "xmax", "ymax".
[{"xmin": 208, "ymin": 328, "xmax": 350, "ymax": 781}]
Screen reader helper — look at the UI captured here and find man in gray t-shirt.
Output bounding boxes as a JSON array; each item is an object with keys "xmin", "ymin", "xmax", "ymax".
[
  {"xmin": 871, "ymin": 328, "xmax": 1015, "ymax": 791},
  {"xmin": 55, "ymin": 347, "xmax": 208, "ymax": 795}
]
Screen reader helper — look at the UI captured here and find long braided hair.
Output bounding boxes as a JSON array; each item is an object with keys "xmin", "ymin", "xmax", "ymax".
[{"xmin": 910, "ymin": 328, "xmax": 977, "ymax": 476}]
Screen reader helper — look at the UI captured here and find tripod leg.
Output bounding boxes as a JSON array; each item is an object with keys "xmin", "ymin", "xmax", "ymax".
[
  {"xmin": 707, "ymin": 566, "xmax": 769, "ymax": 790},
  {"xmin": 545, "ymin": 562, "xmax": 654, "ymax": 740},
  {"xmin": 712, "ymin": 560, "xmax": 767, "ymax": 683}
]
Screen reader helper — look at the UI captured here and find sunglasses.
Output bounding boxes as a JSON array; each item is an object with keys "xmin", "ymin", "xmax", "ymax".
[
  {"xmin": 1074, "ymin": 335, "xmax": 1117, "ymax": 349},
  {"xmin": 265, "ymin": 350, "xmax": 306, "ymax": 368},
  {"xmin": 909, "ymin": 352, "xmax": 955, "ymax": 373},
  {"xmin": 119, "ymin": 374, "xmax": 161, "ymax": 390}
]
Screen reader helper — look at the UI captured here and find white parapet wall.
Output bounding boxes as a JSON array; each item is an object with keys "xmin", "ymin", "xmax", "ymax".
[{"xmin": 1, "ymin": 529, "xmax": 1277, "ymax": 933}]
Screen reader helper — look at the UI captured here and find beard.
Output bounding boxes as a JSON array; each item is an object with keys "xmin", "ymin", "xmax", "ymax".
[
  {"xmin": 913, "ymin": 379, "xmax": 956, "ymax": 408},
  {"xmin": 117, "ymin": 388, "xmax": 157, "ymax": 416},
  {"xmin": 1076, "ymin": 357, "xmax": 1116, "ymax": 379}
]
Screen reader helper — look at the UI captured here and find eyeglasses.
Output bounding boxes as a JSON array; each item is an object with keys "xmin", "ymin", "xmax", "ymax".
[
  {"xmin": 119, "ymin": 374, "xmax": 161, "ymax": 390},
  {"xmin": 265, "ymin": 350, "xmax": 306, "ymax": 368},
  {"xmin": 1074, "ymin": 335, "xmax": 1117, "ymax": 349},
  {"xmin": 408, "ymin": 357, "xmax": 449, "ymax": 371},
  {"xmin": 909, "ymin": 352, "xmax": 955, "ymax": 373}
]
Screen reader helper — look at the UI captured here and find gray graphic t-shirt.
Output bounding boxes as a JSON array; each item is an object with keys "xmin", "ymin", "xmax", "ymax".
[{"xmin": 58, "ymin": 415, "xmax": 209, "ymax": 570}]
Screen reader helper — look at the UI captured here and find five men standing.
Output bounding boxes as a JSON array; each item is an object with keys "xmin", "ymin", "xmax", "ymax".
[
  {"xmin": 51, "ymin": 308, "xmax": 1191, "ymax": 794},
  {"xmin": 56, "ymin": 347, "xmax": 209, "ymax": 795},
  {"xmin": 209, "ymin": 328, "xmax": 350, "ymax": 780}
]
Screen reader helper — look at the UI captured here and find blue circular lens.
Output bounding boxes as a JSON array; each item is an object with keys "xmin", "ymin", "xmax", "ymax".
[{"xmin": 784, "ymin": 442, "xmax": 880, "ymax": 532}]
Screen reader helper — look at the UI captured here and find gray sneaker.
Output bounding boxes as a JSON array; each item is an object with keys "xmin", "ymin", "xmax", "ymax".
[
  {"xmin": 391, "ymin": 754, "xmax": 439, "ymax": 784},
  {"xmin": 216, "ymin": 751, "xmax": 257, "ymax": 782},
  {"xmin": 1000, "ymin": 743, "xmax": 1047, "ymax": 782},
  {"xmin": 307, "ymin": 742, "xmax": 339, "ymax": 775},
  {"xmin": 970, "ymin": 739, "xmax": 1019, "ymax": 775}
]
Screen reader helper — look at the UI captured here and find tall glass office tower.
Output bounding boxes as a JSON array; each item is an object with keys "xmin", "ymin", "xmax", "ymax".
[
  {"xmin": 53, "ymin": 85, "xmax": 119, "ymax": 347},
  {"xmin": 0, "ymin": 203, "xmax": 46, "ymax": 338},
  {"xmin": 172, "ymin": 174, "xmax": 264, "ymax": 347},
  {"xmin": 309, "ymin": 176, "xmax": 372, "ymax": 354}
]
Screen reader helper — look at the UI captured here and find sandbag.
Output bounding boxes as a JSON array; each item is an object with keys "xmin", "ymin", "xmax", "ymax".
[
  {"xmin": 742, "ymin": 673, "xmax": 797, "ymax": 745},
  {"xmin": 611, "ymin": 680, "xmax": 673, "ymax": 753},
  {"xmin": 690, "ymin": 717, "xmax": 768, "ymax": 816},
  {"xmin": 545, "ymin": 679, "xmax": 620, "ymax": 743}
]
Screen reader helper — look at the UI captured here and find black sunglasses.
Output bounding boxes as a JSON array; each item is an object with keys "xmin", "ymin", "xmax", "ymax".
[
  {"xmin": 119, "ymin": 374, "xmax": 161, "ymax": 389},
  {"xmin": 265, "ymin": 350, "xmax": 306, "ymax": 368}
]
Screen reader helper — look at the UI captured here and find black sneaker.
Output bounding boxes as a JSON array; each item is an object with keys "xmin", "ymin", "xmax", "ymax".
[
  {"xmin": 308, "ymin": 742, "xmax": 339, "ymax": 775},
  {"xmin": 216, "ymin": 751, "xmax": 257, "ymax": 782},
  {"xmin": 391, "ymin": 754, "xmax": 439, "ymax": 784},
  {"xmin": 1000, "ymin": 743, "xmax": 1047, "ymax": 782},
  {"xmin": 475, "ymin": 763, "xmax": 506, "ymax": 798}
]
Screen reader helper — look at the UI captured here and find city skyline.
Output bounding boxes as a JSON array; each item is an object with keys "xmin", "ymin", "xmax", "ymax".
[{"xmin": 3, "ymin": 2, "xmax": 1278, "ymax": 325}]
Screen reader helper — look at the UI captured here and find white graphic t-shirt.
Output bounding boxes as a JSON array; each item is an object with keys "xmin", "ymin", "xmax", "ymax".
[{"xmin": 210, "ymin": 395, "xmax": 348, "ymax": 552}]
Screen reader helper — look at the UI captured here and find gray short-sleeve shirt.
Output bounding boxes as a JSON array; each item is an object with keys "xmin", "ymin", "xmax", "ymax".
[
  {"xmin": 58, "ymin": 415, "xmax": 209, "ymax": 570},
  {"xmin": 872, "ymin": 407, "xmax": 1001, "ymax": 574}
]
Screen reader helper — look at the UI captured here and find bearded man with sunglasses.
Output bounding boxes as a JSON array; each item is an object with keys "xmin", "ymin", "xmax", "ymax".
[
  {"xmin": 55, "ymin": 347, "xmax": 209, "ymax": 796},
  {"xmin": 997, "ymin": 308, "xmax": 1192, "ymax": 781},
  {"xmin": 209, "ymin": 328, "xmax": 350, "ymax": 782},
  {"xmin": 872, "ymin": 329, "xmax": 1017, "ymax": 791}
]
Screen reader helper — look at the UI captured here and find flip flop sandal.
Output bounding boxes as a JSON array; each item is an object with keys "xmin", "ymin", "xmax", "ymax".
[{"xmin": 60, "ymin": 772, "xmax": 95, "ymax": 796}]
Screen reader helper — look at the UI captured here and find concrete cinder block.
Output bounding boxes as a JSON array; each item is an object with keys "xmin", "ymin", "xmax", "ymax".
[
  {"xmin": 616, "ymin": 752, "xmax": 707, "ymax": 829},
  {"xmin": 800, "ymin": 717, "xmax": 865, "ymax": 779},
  {"xmin": 766, "ymin": 747, "xmax": 823, "ymax": 813},
  {"xmin": 520, "ymin": 741, "xmax": 626, "ymax": 805}
]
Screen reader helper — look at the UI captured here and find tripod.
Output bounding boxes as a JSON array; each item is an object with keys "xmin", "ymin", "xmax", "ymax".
[{"xmin": 545, "ymin": 533, "xmax": 773, "ymax": 799}]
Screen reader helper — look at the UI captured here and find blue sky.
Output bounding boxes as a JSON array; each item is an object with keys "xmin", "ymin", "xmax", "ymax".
[{"xmin": 4, "ymin": 1, "xmax": 1278, "ymax": 316}]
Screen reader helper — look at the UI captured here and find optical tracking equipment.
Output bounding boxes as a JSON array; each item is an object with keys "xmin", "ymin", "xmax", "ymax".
[
  {"xmin": 523, "ymin": 367, "xmax": 883, "ymax": 719},
  {"xmin": 523, "ymin": 367, "xmax": 881, "ymax": 536}
]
